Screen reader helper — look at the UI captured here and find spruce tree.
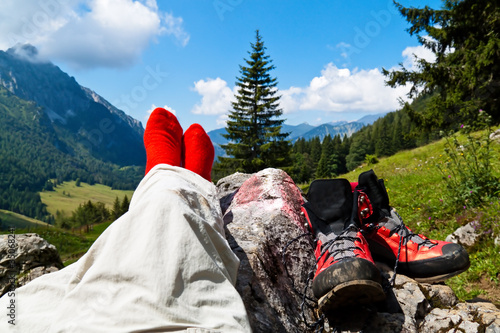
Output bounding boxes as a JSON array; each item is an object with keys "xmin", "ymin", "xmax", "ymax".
[
  {"xmin": 112, "ymin": 196, "xmax": 121, "ymax": 220},
  {"xmin": 384, "ymin": 0, "xmax": 500, "ymax": 129},
  {"xmin": 220, "ymin": 30, "xmax": 291, "ymax": 173}
]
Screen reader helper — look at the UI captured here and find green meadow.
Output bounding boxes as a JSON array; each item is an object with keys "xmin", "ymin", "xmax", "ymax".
[{"xmin": 39, "ymin": 180, "xmax": 134, "ymax": 217}]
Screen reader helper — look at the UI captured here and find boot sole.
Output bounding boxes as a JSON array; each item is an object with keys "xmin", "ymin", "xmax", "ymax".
[
  {"xmin": 317, "ymin": 279, "xmax": 386, "ymax": 315},
  {"xmin": 413, "ymin": 266, "xmax": 470, "ymax": 284}
]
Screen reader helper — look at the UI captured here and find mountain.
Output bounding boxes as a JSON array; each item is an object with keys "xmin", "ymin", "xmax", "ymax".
[
  {"xmin": 356, "ymin": 113, "xmax": 388, "ymax": 125},
  {"xmin": 0, "ymin": 44, "xmax": 145, "ymax": 221},
  {"xmin": 281, "ymin": 123, "xmax": 316, "ymax": 140},
  {"xmin": 299, "ymin": 121, "xmax": 365, "ymax": 141},
  {"xmin": 0, "ymin": 44, "xmax": 145, "ymax": 166},
  {"xmin": 207, "ymin": 128, "xmax": 228, "ymax": 159}
]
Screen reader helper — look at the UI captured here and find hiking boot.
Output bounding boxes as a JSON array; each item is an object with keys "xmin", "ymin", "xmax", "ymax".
[
  {"xmin": 302, "ymin": 178, "xmax": 386, "ymax": 314},
  {"xmin": 353, "ymin": 169, "xmax": 470, "ymax": 283}
]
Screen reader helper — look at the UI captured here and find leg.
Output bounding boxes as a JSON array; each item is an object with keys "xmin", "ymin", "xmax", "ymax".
[{"xmin": 0, "ymin": 109, "xmax": 251, "ymax": 332}]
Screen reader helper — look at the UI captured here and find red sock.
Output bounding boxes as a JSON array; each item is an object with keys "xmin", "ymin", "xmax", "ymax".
[
  {"xmin": 182, "ymin": 124, "xmax": 214, "ymax": 181},
  {"xmin": 144, "ymin": 108, "xmax": 183, "ymax": 175}
]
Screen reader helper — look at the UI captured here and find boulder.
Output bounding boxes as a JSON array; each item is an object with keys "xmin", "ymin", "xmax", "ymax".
[
  {"xmin": 217, "ymin": 168, "xmax": 317, "ymax": 333},
  {"xmin": 217, "ymin": 168, "xmax": 500, "ymax": 333},
  {"xmin": 0, "ymin": 233, "xmax": 63, "ymax": 296}
]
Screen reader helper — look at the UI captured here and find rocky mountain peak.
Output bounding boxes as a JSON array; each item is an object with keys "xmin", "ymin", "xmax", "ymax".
[{"xmin": 0, "ymin": 45, "xmax": 145, "ymax": 166}]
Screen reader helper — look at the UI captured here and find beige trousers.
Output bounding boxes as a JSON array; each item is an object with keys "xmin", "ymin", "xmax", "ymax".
[{"xmin": 0, "ymin": 165, "xmax": 251, "ymax": 332}]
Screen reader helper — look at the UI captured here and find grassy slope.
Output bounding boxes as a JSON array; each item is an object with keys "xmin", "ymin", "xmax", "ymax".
[
  {"xmin": 40, "ymin": 180, "xmax": 135, "ymax": 216},
  {"xmin": 340, "ymin": 131, "xmax": 500, "ymax": 304},
  {"xmin": 0, "ymin": 209, "xmax": 52, "ymax": 231}
]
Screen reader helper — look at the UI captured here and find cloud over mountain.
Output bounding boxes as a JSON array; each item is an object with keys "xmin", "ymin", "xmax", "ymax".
[{"xmin": 0, "ymin": 0, "xmax": 189, "ymax": 69}]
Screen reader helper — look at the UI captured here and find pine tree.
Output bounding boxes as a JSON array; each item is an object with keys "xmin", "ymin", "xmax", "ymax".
[
  {"xmin": 112, "ymin": 196, "xmax": 121, "ymax": 220},
  {"xmin": 220, "ymin": 30, "xmax": 291, "ymax": 173},
  {"xmin": 346, "ymin": 132, "xmax": 370, "ymax": 171},
  {"xmin": 315, "ymin": 135, "xmax": 339, "ymax": 179},
  {"xmin": 384, "ymin": 0, "xmax": 500, "ymax": 129},
  {"xmin": 121, "ymin": 195, "xmax": 130, "ymax": 215}
]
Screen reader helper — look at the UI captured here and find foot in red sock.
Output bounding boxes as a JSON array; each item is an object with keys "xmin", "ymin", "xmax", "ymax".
[
  {"xmin": 144, "ymin": 108, "xmax": 183, "ymax": 175},
  {"xmin": 182, "ymin": 124, "xmax": 214, "ymax": 181}
]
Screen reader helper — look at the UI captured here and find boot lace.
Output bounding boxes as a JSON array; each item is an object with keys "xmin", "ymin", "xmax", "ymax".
[
  {"xmin": 317, "ymin": 224, "xmax": 362, "ymax": 265},
  {"xmin": 282, "ymin": 232, "xmax": 326, "ymax": 332}
]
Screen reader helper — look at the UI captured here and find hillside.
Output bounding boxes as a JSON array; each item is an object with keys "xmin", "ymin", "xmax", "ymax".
[
  {"xmin": 0, "ymin": 45, "xmax": 145, "ymax": 221},
  {"xmin": 0, "ymin": 44, "xmax": 145, "ymax": 166},
  {"xmin": 0, "ymin": 210, "xmax": 52, "ymax": 231}
]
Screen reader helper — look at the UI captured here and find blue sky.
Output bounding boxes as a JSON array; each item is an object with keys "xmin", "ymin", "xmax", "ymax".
[{"xmin": 0, "ymin": 0, "xmax": 443, "ymax": 132}]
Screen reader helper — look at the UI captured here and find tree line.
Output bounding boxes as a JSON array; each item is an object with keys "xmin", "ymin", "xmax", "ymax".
[
  {"xmin": 285, "ymin": 108, "xmax": 434, "ymax": 184},
  {"xmin": 55, "ymin": 195, "xmax": 130, "ymax": 230}
]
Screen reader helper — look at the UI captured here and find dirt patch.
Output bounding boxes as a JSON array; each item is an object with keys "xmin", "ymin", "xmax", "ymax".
[{"xmin": 467, "ymin": 276, "xmax": 500, "ymax": 308}]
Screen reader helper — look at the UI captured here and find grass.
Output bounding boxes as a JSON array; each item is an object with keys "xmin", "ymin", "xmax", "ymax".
[
  {"xmin": 40, "ymin": 180, "xmax": 134, "ymax": 217},
  {"xmin": 0, "ymin": 209, "xmax": 53, "ymax": 231}
]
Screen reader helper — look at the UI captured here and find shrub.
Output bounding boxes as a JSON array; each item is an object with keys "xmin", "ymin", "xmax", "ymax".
[
  {"xmin": 364, "ymin": 154, "xmax": 379, "ymax": 166},
  {"xmin": 438, "ymin": 110, "xmax": 500, "ymax": 210}
]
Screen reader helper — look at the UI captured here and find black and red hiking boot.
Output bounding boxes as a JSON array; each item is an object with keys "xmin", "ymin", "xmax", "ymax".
[
  {"xmin": 353, "ymin": 169, "xmax": 470, "ymax": 283},
  {"xmin": 302, "ymin": 178, "xmax": 386, "ymax": 314}
]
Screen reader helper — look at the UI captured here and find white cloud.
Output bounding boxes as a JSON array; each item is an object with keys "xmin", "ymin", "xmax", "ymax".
[
  {"xmin": 280, "ymin": 63, "xmax": 411, "ymax": 114},
  {"xmin": 191, "ymin": 77, "xmax": 235, "ymax": 115},
  {"xmin": 336, "ymin": 42, "xmax": 351, "ymax": 59},
  {"xmin": 163, "ymin": 12, "xmax": 189, "ymax": 47},
  {"xmin": 144, "ymin": 103, "xmax": 176, "ymax": 123},
  {"xmin": 146, "ymin": 103, "xmax": 176, "ymax": 116},
  {"xmin": 216, "ymin": 114, "xmax": 229, "ymax": 127},
  {"xmin": 402, "ymin": 43, "xmax": 436, "ymax": 72},
  {"xmin": 0, "ymin": 0, "xmax": 189, "ymax": 69}
]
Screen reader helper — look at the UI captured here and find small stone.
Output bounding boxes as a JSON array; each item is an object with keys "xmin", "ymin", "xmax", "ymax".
[
  {"xmin": 421, "ymin": 283, "xmax": 459, "ymax": 307},
  {"xmin": 446, "ymin": 222, "xmax": 480, "ymax": 247}
]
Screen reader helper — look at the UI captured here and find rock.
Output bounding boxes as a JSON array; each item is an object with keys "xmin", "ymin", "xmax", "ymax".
[
  {"xmin": 217, "ymin": 168, "xmax": 316, "ymax": 333},
  {"xmin": 218, "ymin": 168, "xmax": 500, "ymax": 333},
  {"xmin": 420, "ymin": 283, "xmax": 458, "ymax": 308},
  {"xmin": 446, "ymin": 222, "xmax": 481, "ymax": 247},
  {"xmin": 494, "ymin": 235, "xmax": 500, "ymax": 247},
  {"xmin": 216, "ymin": 172, "xmax": 253, "ymax": 214},
  {"xmin": 0, "ymin": 233, "xmax": 63, "ymax": 296},
  {"xmin": 490, "ymin": 128, "xmax": 500, "ymax": 142}
]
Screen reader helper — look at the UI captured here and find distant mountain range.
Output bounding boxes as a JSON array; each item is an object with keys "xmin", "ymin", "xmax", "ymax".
[{"xmin": 208, "ymin": 113, "xmax": 386, "ymax": 160}]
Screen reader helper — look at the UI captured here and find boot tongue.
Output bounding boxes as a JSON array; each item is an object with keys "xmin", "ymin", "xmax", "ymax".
[
  {"xmin": 358, "ymin": 169, "xmax": 390, "ymax": 213},
  {"xmin": 306, "ymin": 178, "xmax": 354, "ymax": 235},
  {"xmin": 358, "ymin": 170, "xmax": 436, "ymax": 248}
]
